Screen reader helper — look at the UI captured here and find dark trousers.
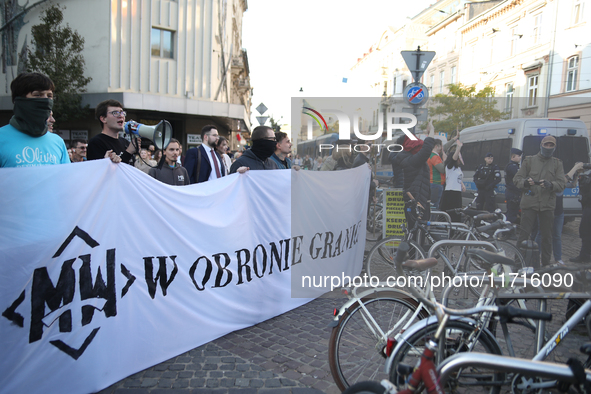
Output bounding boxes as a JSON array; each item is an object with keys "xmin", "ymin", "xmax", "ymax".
[
  {"xmin": 579, "ymin": 206, "xmax": 591, "ymax": 257},
  {"xmin": 505, "ymin": 195, "xmax": 521, "ymax": 224},
  {"xmin": 476, "ymin": 190, "xmax": 496, "ymax": 212},
  {"xmin": 518, "ymin": 209, "xmax": 554, "ymax": 267}
]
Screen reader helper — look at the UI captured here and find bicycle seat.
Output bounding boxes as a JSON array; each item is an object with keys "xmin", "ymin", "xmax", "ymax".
[
  {"xmin": 402, "ymin": 257, "xmax": 438, "ymax": 271},
  {"xmin": 580, "ymin": 343, "xmax": 591, "ymax": 356},
  {"xmin": 466, "ymin": 249, "xmax": 521, "ymax": 267}
]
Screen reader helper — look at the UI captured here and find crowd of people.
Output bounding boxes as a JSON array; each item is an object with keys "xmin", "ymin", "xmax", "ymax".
[
  {"xmin": 424, "ymin": 133, "xmax": 588, "ymax": 267},
  {"xmin": 2, "ymin": 71, "xmax": 591, "ymax": 268}
]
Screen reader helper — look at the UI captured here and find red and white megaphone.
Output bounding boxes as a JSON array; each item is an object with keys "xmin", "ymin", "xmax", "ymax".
[{"xmin": 124, "ymin": 120, "xmax": 172, "ymax": 150}]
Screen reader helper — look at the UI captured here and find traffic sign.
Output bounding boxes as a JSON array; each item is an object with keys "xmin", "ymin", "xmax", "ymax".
[
  {"xmin": 256, "ymin": 103, "xmax": 268, "ymax": 115},
  {"xmin": 403, "ymin": 82, "xmax": 429, "ymax": 106},
  {"xmin": 256, "ymin": 116, "xmax": 269, "ymax": 125},
  {"xmin": 401, "ymin": 47, "xmax": 436, "ymax": 83}
]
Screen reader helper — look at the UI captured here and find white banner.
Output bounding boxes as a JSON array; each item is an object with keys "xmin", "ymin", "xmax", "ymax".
[{"xmin": 0, "ymin": 160, "xmax": 370, "ymax": 394}]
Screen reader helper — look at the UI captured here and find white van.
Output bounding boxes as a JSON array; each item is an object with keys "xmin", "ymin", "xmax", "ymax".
[{"xmin": 459, "ymin": 118, "xmax": 590, "ymax": 219}]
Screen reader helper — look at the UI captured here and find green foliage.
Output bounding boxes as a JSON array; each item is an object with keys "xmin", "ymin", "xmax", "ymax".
[
  {"xmin": 269, "ymin": 115, "xmax": 282, "ymax": 132},
  {"xmin": 26, "ymin": 4, "xmax": 92, "ymax": 128},
  {"xmin": 427, "ymin": 83, "xmax": 508, "ymax": 138}
]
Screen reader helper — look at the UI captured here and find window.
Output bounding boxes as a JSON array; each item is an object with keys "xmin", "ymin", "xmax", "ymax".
[
  {"xmin": 393, "ymin": 77, "xmax": 397, "ymax": 94},
  {"xmin": 523, "ymin": 135, "xmax": 590, "ymax": 171},
  {"xmin": 532, "ymin": 13, "xmax": 542, "ymax": 45},
  {"xmin": 463, "ymin": 139, "xmax": 513, "ymax": 171},
  {"xmin": 566, "ymin": 56, "xmax": 579, "ymax": 92},
  {"xmin": 402, "ymin": 80, "xmax": 408, "ymax": 92},
  {"xmin": 573, "ymin": 0, "xmax": 585, "ymax": 24},
  {"xmin": 450, "ymin": 66, "xmax": 457, "ymax": 85},
  {"xmin": 151, "ymin": 28, "xmax": 174, "ymax": 58},
  {"xmin": 510, "ymin": 27, "xmax": 519, "ymax": 56},
  {"xmin": 527, "ymin": 75, "xmax": 538, "ymax": 107},
  {"xmin": 505, "ymin": 83, "xmax": 514, "ymax": 112},
  {"xmin": 429, "ymin": 75, "xmax": 435, "ymax": 93},
  {"xmin": 439, "ymin": 70, "xmax": 445, "ymax": 93}
]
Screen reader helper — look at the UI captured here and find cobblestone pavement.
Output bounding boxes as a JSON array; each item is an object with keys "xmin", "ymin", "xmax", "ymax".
[{"xmin": 98, "ymin": 219, "xmax": 589, "ymax": 394}]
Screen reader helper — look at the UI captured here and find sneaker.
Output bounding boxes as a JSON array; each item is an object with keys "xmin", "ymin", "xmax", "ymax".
[
  {"xmin": 556, "ymin": 260, "xmax": 566, "ymax": 266},
  {"xmin": 570, "ymin": 255, "xmax": 591, "ymax": 264}
]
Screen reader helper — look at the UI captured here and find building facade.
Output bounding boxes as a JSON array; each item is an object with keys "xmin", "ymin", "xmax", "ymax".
[
  {"xmin": 351, "ymin": 0, "xmax": 590, "ymax": 132},
  {"xmin": 0, "ymin": 0, "xmax": 251, "ymax": 149}
]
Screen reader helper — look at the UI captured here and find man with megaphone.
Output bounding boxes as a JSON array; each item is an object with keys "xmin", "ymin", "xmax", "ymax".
[{"xmin": 88, "ymin": 99, "xmax": 141, "ymax": 164}]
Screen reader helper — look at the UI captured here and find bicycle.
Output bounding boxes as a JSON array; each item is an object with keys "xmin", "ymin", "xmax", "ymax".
[
  {"xmin": 343, "ymin": 244, "xmax": 553, "ymax": 394},
  {"xmin": 387, "ymin": 254, "xmax": 591, "ymax": 392},
  {"xmin": 329, "ymin": 240, "xmax": 512, "ymax": 390},
  {"xmin": 365, "ymin": 198, "xmax": 525, "ymax": 289}
]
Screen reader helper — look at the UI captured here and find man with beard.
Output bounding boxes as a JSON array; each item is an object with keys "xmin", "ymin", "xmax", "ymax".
[
  {"xmin": 230, "ymin": 126, "xmax": 278, "ymax": 173},
  {"xmin": 88, "ymin": 99, "xmax": 140, "ymax": 164},
  {"xmin": 148, "ymin": 138, "xmax": 190, "ymax": 186},
  {"xmin": 184, "ymin": 125, "xmax": 226, "ymax": 183},
  {"xmin": 0, "ymin": 72, "xmax": 69, "ymax": 167}
]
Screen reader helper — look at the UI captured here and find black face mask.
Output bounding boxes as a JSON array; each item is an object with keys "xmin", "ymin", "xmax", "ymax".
[
  {"xmin": 250, "ymin": 139, "xmax": 276, "ymax": 161},
  {"xmin": 9, "ymin": 97, "xmax": 53, "ymax": 137}
]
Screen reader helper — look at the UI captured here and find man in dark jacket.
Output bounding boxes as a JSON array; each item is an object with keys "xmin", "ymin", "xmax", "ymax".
[
  {"xmin": 474, "ymin": 152, "xmax": 502, "ymax": 212},
  {"xmin": 393, "ymin": 135, "xmax": 436, "ymax": 228},
  {"xmin": 230, "ymin": 126, "xmax": 278, "ymax": 173},
  {"xmin": 504, "ymin": 148, "xmax": 523, "ymax": 223},
  {"xmin": 184, "ymin": 125, "xmax": 226, "ymax": 183}
]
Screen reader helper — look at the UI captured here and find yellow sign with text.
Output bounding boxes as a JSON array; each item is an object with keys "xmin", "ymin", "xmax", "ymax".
[{"xmin": 384, "ymin": 189, "xmax": 406, "ymax": 246}]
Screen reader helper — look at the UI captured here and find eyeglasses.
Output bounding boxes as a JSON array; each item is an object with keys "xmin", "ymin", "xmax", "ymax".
[
  {"xmin": 108, "ymin": 110, "xmax": 127, "ymax": 117},
  {"xmin": 77, "ymin": 146, "xmax": 87, "ymax": 150},
  {"xmin": 262, "ymin": 137, "xmax": 277, "ymax": 141}
]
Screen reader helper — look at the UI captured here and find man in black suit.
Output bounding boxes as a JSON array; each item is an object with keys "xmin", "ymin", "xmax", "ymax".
[{"xmin": 184, "ymin": 125, "xmax": 226, "ymax": 184}]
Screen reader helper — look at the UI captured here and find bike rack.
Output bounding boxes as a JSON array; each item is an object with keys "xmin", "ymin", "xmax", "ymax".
[
  {"xmin": 438, "ymin": 352, "xmax": 590, "ymax": 387},
  {"xmin": 427, "ymin": 239, "xmax": 498, "ymax": 259}
]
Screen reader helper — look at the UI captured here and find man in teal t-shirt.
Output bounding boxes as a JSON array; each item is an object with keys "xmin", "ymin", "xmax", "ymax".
[{"xmin": 0, "ymin": 72, "xmax": 70, "ymax": 168}]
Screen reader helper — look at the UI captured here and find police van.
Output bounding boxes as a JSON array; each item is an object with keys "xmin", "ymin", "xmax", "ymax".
[{"xmin": 459, "ymin": 118, "xmax": 590, "ymax": 219}]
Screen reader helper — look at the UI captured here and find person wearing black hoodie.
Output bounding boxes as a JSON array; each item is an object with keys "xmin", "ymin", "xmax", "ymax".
[
  {"xmin": 229, "ymin": 126, "xmax": 278, "ymax": 174},
  {"xmin": 393, "ymin": 134, "xmax": 436, "ymax": 227}
]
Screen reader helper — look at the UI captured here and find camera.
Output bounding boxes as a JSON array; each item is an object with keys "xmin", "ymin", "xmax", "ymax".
[{"xmin": 583, "ymin": 163, "xmax": 591, "ymax": 170}]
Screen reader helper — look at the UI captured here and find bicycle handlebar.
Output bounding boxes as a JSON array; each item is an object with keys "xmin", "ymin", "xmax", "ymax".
[
  {"xmin": 475, "ymin": 219, "xmax": 507, "ymax": 233},
  {"xmin": 497, "ymin": 305, "xmax": 552, "ymax": 322},
  {"xmin": 474, "ymin": 212, "xmax": 502, "ymax": 222}
]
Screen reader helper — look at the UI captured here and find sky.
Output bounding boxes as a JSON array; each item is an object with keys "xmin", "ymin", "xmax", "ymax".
[{"xmin": 242, "ymin": 0, "xmax": 434, "ymax": 131}]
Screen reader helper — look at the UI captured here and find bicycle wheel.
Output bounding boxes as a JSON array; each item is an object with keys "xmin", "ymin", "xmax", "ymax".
[
  {"xmin": 342, "ymin": 380, "xmax": 387, "ymax": 394},
  {"xmin": 388, "ymin": 320, "xmax": 505, "ymax": 394},
  {"xmin": 328, "ymin": 291, "xmax": 427, "ymax": 391},
  {"xmin": 366, "ymin": 204, "xmax": 383, "ymax": 242},
  {"xmin": 366, "ymin": 238, "xmax": 427, "ymax": 282}
]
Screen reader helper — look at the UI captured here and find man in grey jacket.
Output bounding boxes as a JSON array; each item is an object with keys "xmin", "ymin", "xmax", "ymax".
[{"xmin": 149, "ymin": 138, "xmax": 190, "ymax": 186}]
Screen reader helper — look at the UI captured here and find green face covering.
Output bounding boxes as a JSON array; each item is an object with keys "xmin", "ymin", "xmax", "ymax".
[{"xmin": 9, "ymin": 97, "xmax": 53, "ymax": 137}]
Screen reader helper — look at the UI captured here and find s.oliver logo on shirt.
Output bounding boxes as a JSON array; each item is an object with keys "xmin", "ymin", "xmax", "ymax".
[{"xmin": 16, "ymin": 146, "xmax": 58, "ymax": 166}]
